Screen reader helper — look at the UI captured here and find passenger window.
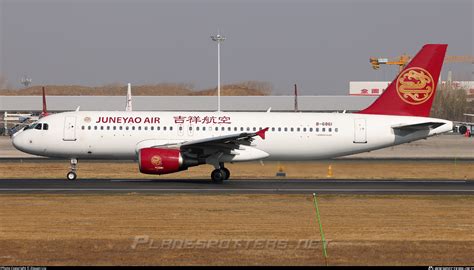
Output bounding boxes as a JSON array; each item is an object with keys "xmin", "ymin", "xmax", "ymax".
[
  {"xmin": 271, "ymin": 127, "xmax": 275, "ymax": 132},
  {"xmin": 170, "ymin": 127, "xmax": 173, "ymax": 131},
  {"xmin": 100, "ymin": 126, "xmax": 104, "ymax": 130},
  {"xmin": 113, "ymin": 126, "xmax": 116, "ymax": 130},
  {"xmin": 132, "ymin": 126, "xmax": 135, "ymax": 131},
  {"xmin": 35, "ymin": 124, "xmax": 42, "ymax": 130},
  {"xmin": 81, "ymin": 126, "xmax": 85, "ymax": 130},
  {"xmin": 316, "ymin": 128, "xmax": 319, "ymax": 132},
  {"xmin": 309, "ymin": 128, "xmax": 313, "ymax": 132},
  {"xmin": 138, "ymin": 126, "xmax": 141, "ymax": 130},
  {"xmin": 278, "ymin": 127, "xmax": 281, "ymax": 132},
  {"xmin": 189, "ymin": 127, "xmax": 192, "ymax": 131},
  {"xmin": 203, "ymin": 127, "xmax": 206, "ymax": 131},
  {"xmin": 234, "ymin": 127, "xmax": 238, "ymax": 131},
  {"xmin": 150, "ymin": 126, "xmax": 154, "ymax": 131},
  {"xmin": 94, "ymin": 126, "xmax": 98, "ymax": 130},
  {"xmin": 88, "ymin": 126, "xmax": 91, "ymax": 130},
  {"xmin": 221, "ymin": 127, "xmax": 225, "ymax": 131},
  {"xmin": 329, "ymin": 128, "xmax": 332, "ymax": 132},
  {"xmin": 303, "ymin": 128, "xmax": 306, "ymax": 132},
  {"xmin": 196, "ymin": 127, "xmax": 200, "ymax": 131},
  {"xmin": 215, "ymin": 127, "xmax": 219, "ymax": 131},
  {"xmin": 144, "ymin": 126, "xmax": 148, "ymax": 131},
  {"xmin": 241, "ymin": 127, "xmax": 244, "ymax": 131},
  {"xmin": 297, "ymin": 128, "xmax": 300, "ymax": 132},
  {"xmin": 119, "ymin": 126, "xmax": 123, "ymax": 130},
  {"xmin": 125, "ymin": 126, "xmax": 129, "ymax": 130},
  {"xmin": 322, "ymin": 128, "xmax": 326, "ymax": 132},
  {"xmin": 106, "ymin": 126, "xmax": 110, "ymax": 130},
  {"xmin": 228, "ymin": 127, "xmax": 231, "ymax": 131},
  {"xmin": 335, "ymin": 128, "xmax": 338, "ymax": 132},
  {"xmin": 157, "ymin": 126, "xmax": 160, "ymax": 131}
]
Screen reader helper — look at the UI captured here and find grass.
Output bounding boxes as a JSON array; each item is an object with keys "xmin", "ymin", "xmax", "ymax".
[{"xmin": 0, "ymin": 194, "xmax": 473, "ymax": 265}]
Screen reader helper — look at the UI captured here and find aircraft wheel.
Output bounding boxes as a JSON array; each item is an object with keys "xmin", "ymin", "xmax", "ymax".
[
  {"xmin": 67, "ymin": 171, "xmax": 77, "ymax": 181},
  {"xmin": 211, "ymin": 169, "xmax": 225, "ymax": 184},
  {"xmin": 222, "ymin": 167, "xmax": 230, "ymax": 180}
]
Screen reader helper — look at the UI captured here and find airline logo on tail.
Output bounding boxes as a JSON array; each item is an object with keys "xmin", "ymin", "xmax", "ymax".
[
  {"xmin": 396, "ymin": 67, "xmax": 434, "ymax": 105},
  {"xmin": 358, "ymin": 44, "xmax": 447, "ymax": 117}
]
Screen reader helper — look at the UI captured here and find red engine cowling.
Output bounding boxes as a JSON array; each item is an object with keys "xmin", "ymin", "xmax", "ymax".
[{"xmin": 139, "ymin": 148, "xmax": 184, "ymax": 175}]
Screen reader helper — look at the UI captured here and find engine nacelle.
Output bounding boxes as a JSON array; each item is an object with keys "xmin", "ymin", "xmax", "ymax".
[
  {"xmin": 458, "ymin": 125, "xmax": 468, "ymax": 135},
  {"xmin": 139, "ymin": 148, "xmax": 200, "ymax": 175}
]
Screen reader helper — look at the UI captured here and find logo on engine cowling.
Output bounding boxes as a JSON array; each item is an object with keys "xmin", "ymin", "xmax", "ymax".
[
  {"xmin": 150, "ymin": 155, "xmax": 164, "ymax": 170},
  {"xmin": 396, "ymin": 67, "xmax": 434, "ymax": 105}
]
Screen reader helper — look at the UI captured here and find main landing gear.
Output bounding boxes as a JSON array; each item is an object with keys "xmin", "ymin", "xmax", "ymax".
[
  {"xmin": 67, "ymin": 158, "xmax": 78, "ymax": 180},
  {"xmin": 211, "ymin": 163, "xmax": 230, "ymax": 184}
]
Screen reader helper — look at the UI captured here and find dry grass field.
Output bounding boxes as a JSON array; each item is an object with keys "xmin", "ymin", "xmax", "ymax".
[
  {"xmin": 0, "ymin": 160, "xmax": 472, "ymax": 180},
  {"xmin": 0, "ymin": 194, "xmax": 472, "ymax": 265}
]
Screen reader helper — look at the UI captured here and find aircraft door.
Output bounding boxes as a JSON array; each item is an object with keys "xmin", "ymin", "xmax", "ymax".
[
  {"xmin": 63, "ymin": 116, "xmax": 77, "ymax": 141},
  {"xmin": 353, "ymin": 118, "xmax": 367, "ymax": 143}
]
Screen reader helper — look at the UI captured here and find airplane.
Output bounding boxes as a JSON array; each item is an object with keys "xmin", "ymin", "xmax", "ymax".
[{"xmin": 12, "ymin": 44, "xmax": 453, "ymax": 183}]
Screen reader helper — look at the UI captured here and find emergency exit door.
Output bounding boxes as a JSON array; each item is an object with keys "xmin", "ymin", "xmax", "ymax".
[{"xmin": 353, "ymin": 118, "xmax": 367, "ymax": 143}]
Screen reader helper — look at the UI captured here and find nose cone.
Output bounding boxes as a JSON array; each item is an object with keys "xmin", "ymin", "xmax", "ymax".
[{"xmin": 12, "ymin": 131, "xmax": 27, "ymax": 152}]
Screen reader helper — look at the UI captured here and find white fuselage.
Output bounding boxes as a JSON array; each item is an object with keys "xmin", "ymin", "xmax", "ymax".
[{"xmin": 12, "ymin": 111, "xmax": 453, "ymax": 161}]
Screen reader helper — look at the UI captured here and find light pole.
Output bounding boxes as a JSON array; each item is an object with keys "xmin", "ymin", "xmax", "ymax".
[{"xmin": 211, "ymin": 32, "xmax": 226, "ymax": 112}]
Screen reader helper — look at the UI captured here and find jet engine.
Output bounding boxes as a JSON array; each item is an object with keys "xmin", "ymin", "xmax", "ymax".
[
  {"xmin": 138, "ymin": 148, "xmax": 200, "ymax": 175},
  {"xmin": 458, "ymin": 125, "xmax": 468, "ymax": 135}
]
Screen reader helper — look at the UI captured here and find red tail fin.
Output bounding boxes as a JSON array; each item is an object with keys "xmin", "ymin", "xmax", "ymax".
[
  {"xmin": 41, "ymin": 86, "xmax": 49, "ymax": 117},
  {"xmin": 358, "ymin": 44, "xmax": 447, "ymax": 117}
]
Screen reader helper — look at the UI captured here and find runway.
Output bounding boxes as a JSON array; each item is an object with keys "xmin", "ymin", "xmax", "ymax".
[{"xmin": 0, "ymin": 178, "xmax": 472, "ymax": 194}]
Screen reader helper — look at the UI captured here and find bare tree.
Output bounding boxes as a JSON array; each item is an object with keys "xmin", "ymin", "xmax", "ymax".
[{"xmin": 431, "ymin": 84, "xmax": 468, "ymax": 121}]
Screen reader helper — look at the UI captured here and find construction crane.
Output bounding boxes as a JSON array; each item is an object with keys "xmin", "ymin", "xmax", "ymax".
[{"xmin": 370, "ymin": 55, "xmax": 474, "ymax": 72}]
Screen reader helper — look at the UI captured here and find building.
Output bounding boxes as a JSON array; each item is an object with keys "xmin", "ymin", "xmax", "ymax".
[{"xmin": 349, "ymin": 81, "xmax": 474, "ymax": 97}]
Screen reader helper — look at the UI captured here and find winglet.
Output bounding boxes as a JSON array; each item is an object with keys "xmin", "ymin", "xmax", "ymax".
[{"xmin": 256, "ymin": 127, "xmax": 269, "ymax": 140}]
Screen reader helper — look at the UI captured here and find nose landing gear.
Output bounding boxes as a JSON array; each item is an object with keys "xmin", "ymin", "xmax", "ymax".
[{"xmin": 67, "ymin": 158, "xmax": 78, "ymax": 180}]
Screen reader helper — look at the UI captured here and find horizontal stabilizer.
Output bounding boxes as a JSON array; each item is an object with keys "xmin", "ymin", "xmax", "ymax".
[{"xmin": 391, "ymin": 122, "xmax": 446, "ymax": 130}]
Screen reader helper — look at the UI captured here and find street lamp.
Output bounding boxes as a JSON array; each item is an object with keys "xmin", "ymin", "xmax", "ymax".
[{"xmin": 210, "ymin": 32, "xmax": 226, "ymax": 112}]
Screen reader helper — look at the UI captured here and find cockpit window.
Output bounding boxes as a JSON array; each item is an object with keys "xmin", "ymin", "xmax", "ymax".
[
  {"xmin": 43, "ymin": 123, "xmax": 49, "ymax": 130},
  {"xmin": 24, "ymin": 123, "xmax": 36, "ymax": 130},
  {"xmin": 35, "ymin": 123, "xmax": 43, "ymax": 130}
]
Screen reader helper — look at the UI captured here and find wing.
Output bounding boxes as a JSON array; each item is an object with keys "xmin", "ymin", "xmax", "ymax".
[
  {"xmin": 182, "ymin": 127, "xmax": 268, "ymax": 148},
  {"xmin": 179, "ymin": 128, "xmax": 269, "ymax": 159},
  {"xmin": 139, "ymin": 127, "xmax": 270, "ymax": 162}
]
